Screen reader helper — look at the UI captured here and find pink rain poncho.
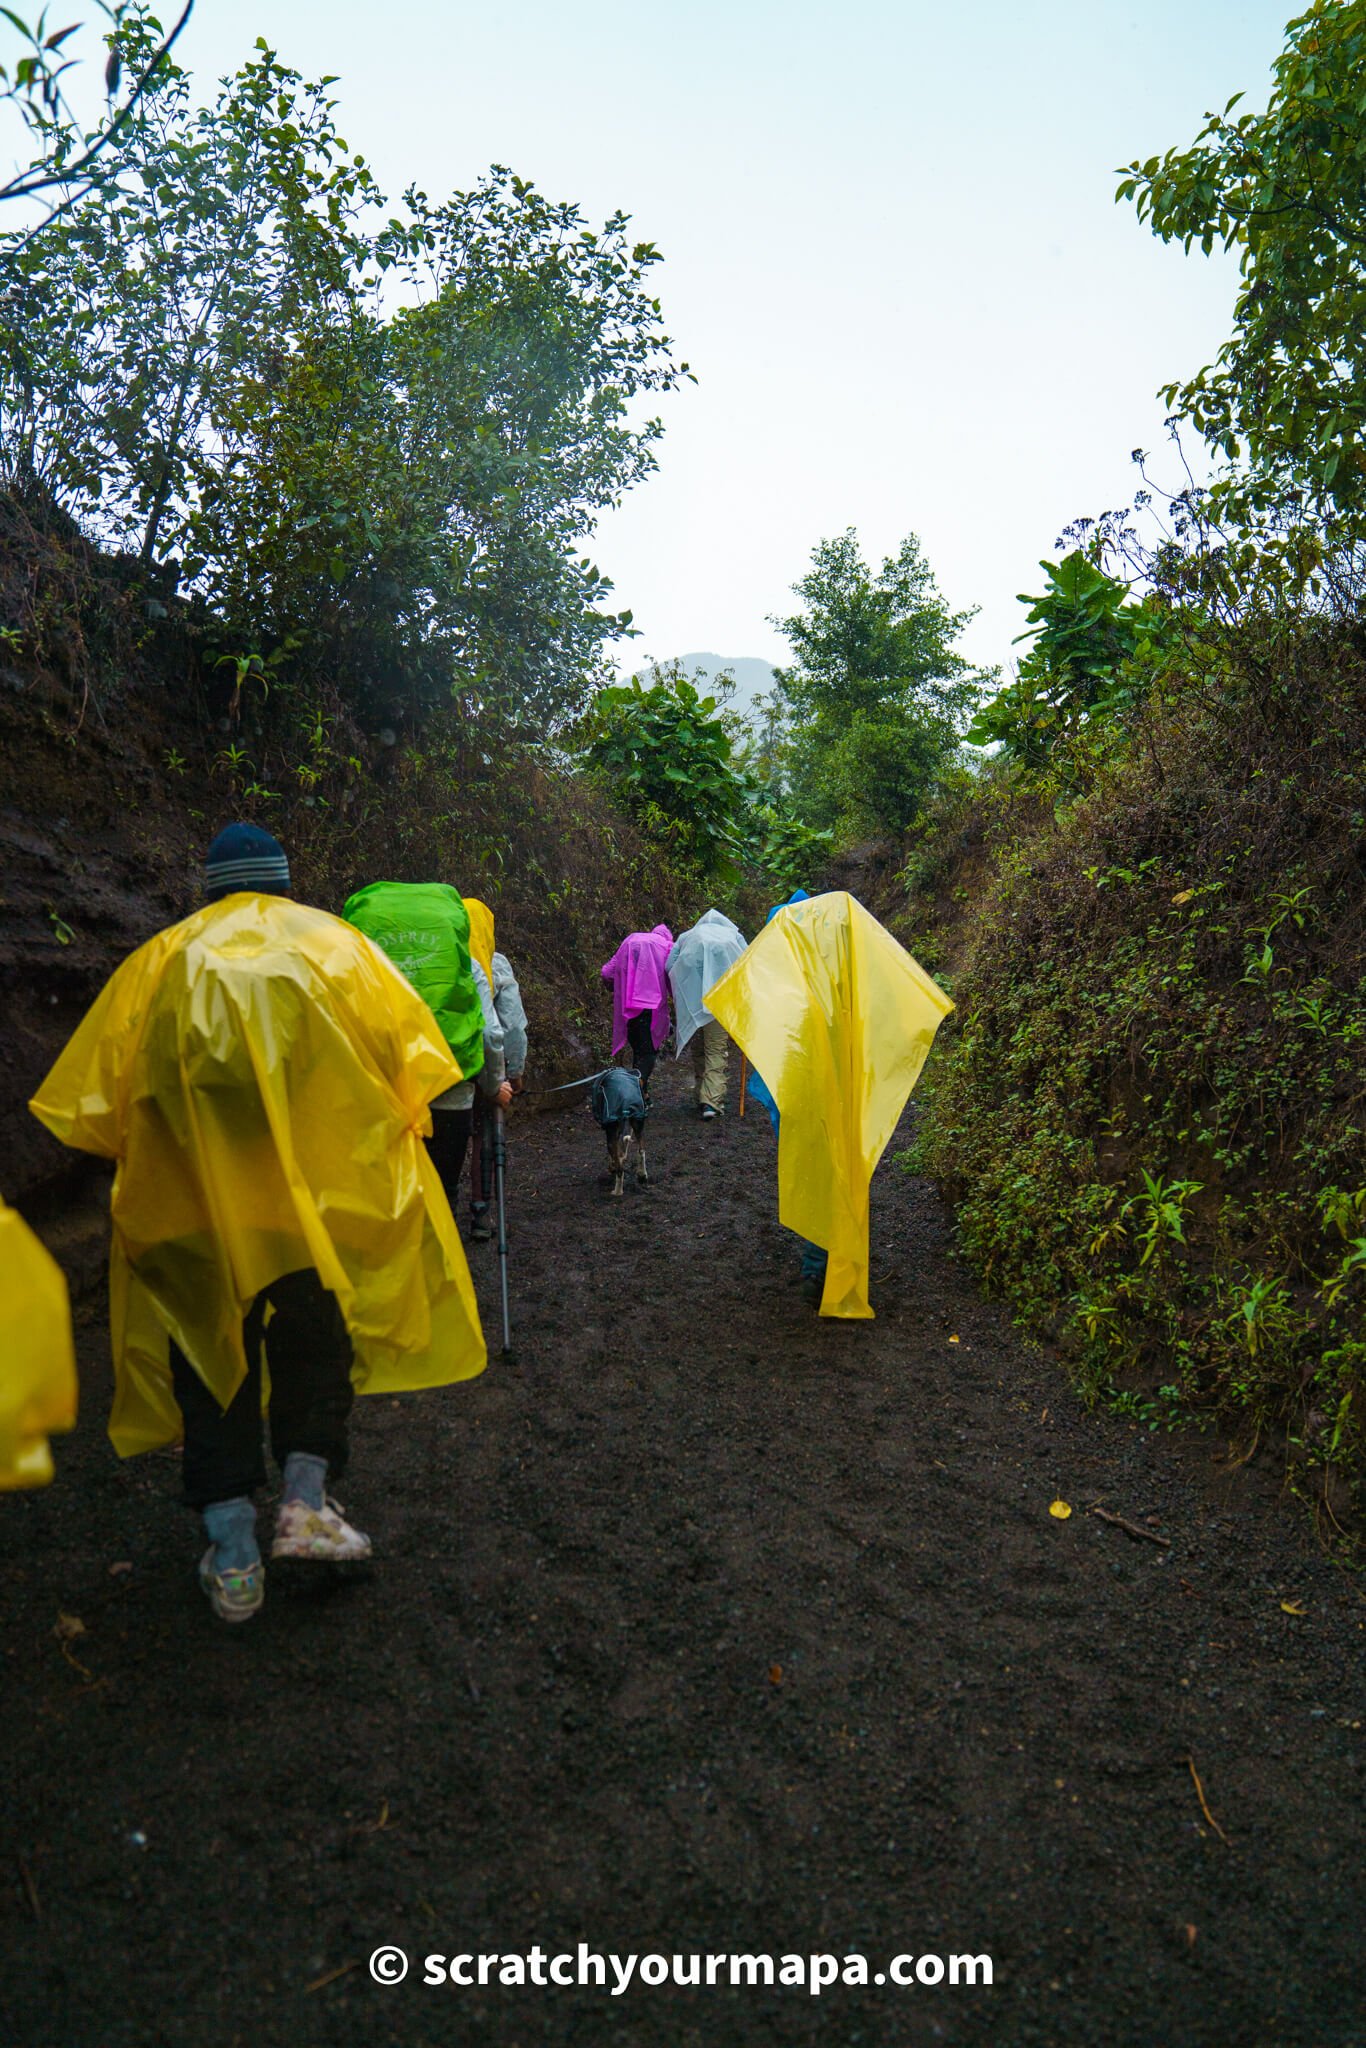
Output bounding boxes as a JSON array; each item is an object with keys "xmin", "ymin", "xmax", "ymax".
[{"xmin": 602, "ymin": 925, "xmax": 674, "ymax": 1055}]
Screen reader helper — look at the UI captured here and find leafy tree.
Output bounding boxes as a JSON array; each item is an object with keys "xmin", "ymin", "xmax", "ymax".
[
  {"xmin": 1119, "ymin": 0, "xmax": 1366, "ymax": 547},
  {"xmin": 772, "ymin": 529, "xmax": 990, "ymax": 839},
  {"xmin": 580, "ymin": 665, "xmax": 748, "ymax": 878},
  {"xmin": 0, "ymin": 35, "xmax": 378, "ymax": 571},
  {"xmin": 967, "ymin": 550, "xmax": 1170, "ymax": 769},
  {"xmin": 0, "ymin": 29, "xmax": 688, "ymax": 733},
  {"xmin": 208, "ymin": 169, "xmax": 684, "ymax": 730},
  {"xmin": 749, "ymin": 807, "xmax": 833, "ymax": 895},
  {"xmin": 735, "ymin": 684, "xmax": 792, "ymax": 803}
]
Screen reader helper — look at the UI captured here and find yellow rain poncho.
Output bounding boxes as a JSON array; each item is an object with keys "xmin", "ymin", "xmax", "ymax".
[
  {"xmin": 707, "ymin": 890, "xmax": 953, "ymax": 1319},
  {"xmin": 463, "ymin": 897, "xmax": 495, "ymax": 983},
  {"xmin": 29, "ymin": 895, "xmax": 486, "ymax": 1457},
  {"xmin": 0, "ymin": 1199, "xmax": 78, "ymax": 1488}
]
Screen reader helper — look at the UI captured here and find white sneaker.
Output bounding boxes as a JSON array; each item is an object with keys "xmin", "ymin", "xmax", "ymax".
[
  {"xmin": 701, "ymin": 1104, "xmax": 720, "ymax": 1120},
  {"xmin": 272, "ymin": 1497, "xmax": 372, "ymax": 1562},
  {"xmin": 198, "ymin": 1546, "xmax": 265, "ymax": 1623}
]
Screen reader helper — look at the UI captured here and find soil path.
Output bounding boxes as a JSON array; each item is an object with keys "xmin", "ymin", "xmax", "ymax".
[{"xmin": 1, "ymin": 1057, "xmax": 1362, "ymax": 2048}]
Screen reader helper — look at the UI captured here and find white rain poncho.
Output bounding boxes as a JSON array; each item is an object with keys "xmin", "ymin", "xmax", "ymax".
[
  {"xmin": 666, "ymin": 910, "xmax": 749, "ymax": 1057},
  {"xmin": 491, "ymin": 953, "xmax": 529, "ymax": 1078}
]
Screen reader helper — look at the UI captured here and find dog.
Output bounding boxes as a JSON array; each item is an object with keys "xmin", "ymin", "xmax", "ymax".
[{"xmin": 591, "ymin": 1065, "xmax": 650, "ymax": 1197}]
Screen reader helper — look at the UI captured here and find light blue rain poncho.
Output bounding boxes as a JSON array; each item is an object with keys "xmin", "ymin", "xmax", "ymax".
[
  {"xmin": 745, "ymin": 890, "xmax": 809, "ymax": 1131},
  {"xmin": 665, "ymin": 909, "xmax": 749, "ymax": 1056}
]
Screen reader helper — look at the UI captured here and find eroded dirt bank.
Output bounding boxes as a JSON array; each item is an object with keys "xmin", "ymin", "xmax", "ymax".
[{"xmin": 1, "ymin": 1057, "xmax": 1362, "ymax": 2048}]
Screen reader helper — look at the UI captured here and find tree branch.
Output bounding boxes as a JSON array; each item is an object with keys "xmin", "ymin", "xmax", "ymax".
[{"xmin": 0, "ymin": 0, "xmax": 195, "ymax": 210}]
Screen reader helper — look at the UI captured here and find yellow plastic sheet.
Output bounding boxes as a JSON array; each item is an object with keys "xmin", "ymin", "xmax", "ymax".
[
  {"xmin": 463, "ymin": 897, "xmax": 495, "ymax": 983},
  {"xmin": 0, "ymin": 1199, "xmax": 78, "ymax": 1488},
  {"xmin": 29, "ymin": 895, "xmax": 486, "ymax": 1456},
  {"xmin": 707, "ymin": 890, "xmax": 953, "ymax": 1318}
]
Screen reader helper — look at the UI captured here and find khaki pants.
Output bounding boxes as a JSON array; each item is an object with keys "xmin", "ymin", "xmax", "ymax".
[{"xmin": 691, "ymin": 1018, "xmax": 729, "ymax": 1111}]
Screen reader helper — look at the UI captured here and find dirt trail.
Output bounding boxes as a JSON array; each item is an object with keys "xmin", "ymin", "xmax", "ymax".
[{"xmin": 1, "ymin": 1055, "xmax": 1362, "ymax": 2048}]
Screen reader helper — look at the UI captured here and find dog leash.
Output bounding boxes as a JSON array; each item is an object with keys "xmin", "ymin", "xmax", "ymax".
[{"xmin": 536, "ymin": 1067, "xmax": 616, "ymax": 1098}]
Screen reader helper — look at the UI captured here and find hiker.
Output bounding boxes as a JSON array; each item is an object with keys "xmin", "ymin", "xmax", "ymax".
[
  {"xmin": 601, "ymin": 924, "xmax": 674, "ymax": 1094},
  {"xmin": 0, "ymin": 1196, "xmax": 77, "ymax": 1490},
  {"xmin": 30, "ymin": 824, "xmax": 486, "ymax": 1625},
  {"xmin": 666, "ymin": 909, "xmax": 748, "ymax": 1119},
  {"xmin": 707, "ymin": 889, "xmax": 953, "ymax": 1315},
  {"xmin": 342, "ymin": 881, "xmax": 512, "ymax": 1219},
  {"xmin": 742, "ymin": 888, "xmax": 808, "ymax": 1136},
  {"xmin": 462, "ymin": 896, "xmax": 529, "ymax": 1242},
  {"xmin": 733, "ymin": 889, "xmax": 821, "ymax": 1284}
]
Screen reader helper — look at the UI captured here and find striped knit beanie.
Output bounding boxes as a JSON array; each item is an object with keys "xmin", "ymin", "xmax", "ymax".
[{"xmin": 203, "ymin": 823, "xmax": 291, "ymax": 902}]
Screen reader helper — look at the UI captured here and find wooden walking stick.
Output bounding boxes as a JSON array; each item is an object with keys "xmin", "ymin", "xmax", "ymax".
[{"xmin": 738, "ymin": 1050, "xmax": 748, "ymax": 1119}]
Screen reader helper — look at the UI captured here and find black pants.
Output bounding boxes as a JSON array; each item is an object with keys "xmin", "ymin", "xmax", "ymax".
[
  {"xmin": 626, "ymin": 1012, "xmax": 658, "ymax": 1089},
  {"xmin": 427, "ymin": 1104, "xmax": 473, "ymax": 1211},
  {"xmin": 170, "ymin": 1269, "xmax": 355, "ymax": 1511}
]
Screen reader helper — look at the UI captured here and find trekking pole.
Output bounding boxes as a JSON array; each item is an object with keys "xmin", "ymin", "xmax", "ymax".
[
  {"xmin": 493, "ymin": 1105, "xmax": 512, "ymax": 1355},
  {"xmin": 738, "ymin": 1051, "xmax": 749, "ymax": 1119}
]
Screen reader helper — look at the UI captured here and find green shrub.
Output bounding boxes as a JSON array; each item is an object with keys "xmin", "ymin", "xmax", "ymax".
[
  {"xmin": 578, "ymin": 666, "xmax": 749, "ymax": 884},
  {"xmin": 908, "ymin": 622, "xmax": 1366, "ymax": 1518}
]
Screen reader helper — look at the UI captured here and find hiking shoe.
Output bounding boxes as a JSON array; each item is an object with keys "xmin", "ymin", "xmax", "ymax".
[
  {"xmin": 272, "ymin": 1497, "xmax": 372, "ymax": 1563},
  {"xmin": 198, "ymin": 1547, "xmax": 265, "ymax": 1624},
  {"xmin": 701, "ymin": 1104, "xmax": 720, "ymax": 1120},
  {"xmin": 468, "ymin": 1208, "xmax": 492, "ymax": 1242}
]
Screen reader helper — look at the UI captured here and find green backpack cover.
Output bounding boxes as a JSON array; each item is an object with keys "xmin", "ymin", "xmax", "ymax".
[{"xmin": 342, "ymin": 881, "xmax": 485, "ymax": 1085}]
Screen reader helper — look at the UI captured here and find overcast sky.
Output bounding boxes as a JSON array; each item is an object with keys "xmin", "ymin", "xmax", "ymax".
[{"xmin": 168, "ymin": 0, "xmax": 1290, "ymax": 679}]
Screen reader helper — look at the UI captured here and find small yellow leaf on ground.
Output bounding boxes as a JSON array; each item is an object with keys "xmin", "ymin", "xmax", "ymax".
[
  {"xmin": 1280, "ymin": 1599, "xmax": 1307, "ymax": 1615},
  {"xmin": 1049, "ymin": 1499, "xmax": 1072, "ymax": 1520},
  {"xmin": 53, "ymin": 1612, "xmax": 85, "ymax": 1641},
  {"xmin": 1171, "ymin": 889, "xmax": 1195, "ymax": 905},
  {"xmin": 768, "ymin": 1664, "xmax": 783, "ymax": 1685}
]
